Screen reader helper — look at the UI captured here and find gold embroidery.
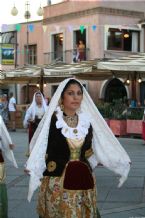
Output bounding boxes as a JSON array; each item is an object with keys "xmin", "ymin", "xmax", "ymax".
[
  {"xmin": 66, "ymin": 138, "xmax": 84, "ymax": 160},
  {"xmin": 47, "ymin": 161, "xmax": 56, "ymax": 172},
  {"xmin": 66, "ymin": 138, "xmax": 84, "ymax": 149},
  {"xmin": 85, "ymin": 148, "xmax": 94, "ymax": 158},
  {"xmin": 70, "ymin": 149, "xmax": 80, "ymax": 160}
]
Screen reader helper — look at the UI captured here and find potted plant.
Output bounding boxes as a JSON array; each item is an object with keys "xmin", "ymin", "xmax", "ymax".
[
  {"xmin": 96, "ymin": 102, "xmax": 112, "ymax": 126},
  {"xmin": 109, "ymin": 99, "xmax": 127, "ymax": 136},
  {"xmin": 126, "ymin": 107, "xmax": 144, "ymax": 135}
]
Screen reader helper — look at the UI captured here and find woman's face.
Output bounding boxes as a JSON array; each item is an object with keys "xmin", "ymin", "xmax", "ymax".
[
  {"xmin": 62, "ymin": 84, "xmax": 83, "ymax": 113},
  {"xmin": 35, "ymin": 94, "xmax": 42, "ymax": 105}
]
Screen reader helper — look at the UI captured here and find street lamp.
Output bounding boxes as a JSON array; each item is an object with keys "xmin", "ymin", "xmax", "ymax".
[
  {"xmin": 11, "ymin": 1, "xmax": 44, "ymax": 103},
  {"xmin": 11, "ymin": 1, "xmax": 43, "ymax": 65},
  {"xmin": 11, "ymin": 4, "xmax": 18, "ymax": 16},
  {"xmin": 24, "ymin": 1, "xmax": 31, "ymax": 65}
]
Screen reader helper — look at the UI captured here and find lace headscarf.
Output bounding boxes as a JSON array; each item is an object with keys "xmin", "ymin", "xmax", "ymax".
[
  {"xmin": 23, "ymin": 92, "xmax": 47, "ymax": 128},
  {"xmin": 28, "ymin": 91, "xmax": 47, "ymax": 120},
  {"xmin": 26, "ymin": 78, "xmax": 131, "ymax": 201}
]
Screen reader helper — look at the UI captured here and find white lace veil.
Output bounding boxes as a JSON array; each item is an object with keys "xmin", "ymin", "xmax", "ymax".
[
  {"xmin": 26, "ymin": 78, "xmax": 131, "ymax": 201},
  {"xmin": 0, "ymin": 116, "xmax": 18, "ymax": 168},
  {"xmin": 27, "ymin": 91, "xmax": 47, "ymax": 120}
]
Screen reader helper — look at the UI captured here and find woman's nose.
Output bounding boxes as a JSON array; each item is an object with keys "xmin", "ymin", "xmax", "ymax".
[{"xmin": 73, "ymin": 94, "xmax": 79, "ymax": 99}]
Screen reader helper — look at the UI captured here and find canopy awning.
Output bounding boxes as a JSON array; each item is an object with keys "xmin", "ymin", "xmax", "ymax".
[
  {"xmin": 97, "ymin": 53, "xmax": 145, "ymax": 72},
  {"xmin": 0, "ymin": 61, "xmax": 95, "ymax": 85},
  {"xmin": 97, "ymin": 53, "xmax": 145, "ymax": 100}
]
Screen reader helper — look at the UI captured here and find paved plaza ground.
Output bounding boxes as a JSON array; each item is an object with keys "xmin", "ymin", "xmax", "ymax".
[{"xmin": 5, "ymin": 130, "xmax": 145, "ymax": 218}]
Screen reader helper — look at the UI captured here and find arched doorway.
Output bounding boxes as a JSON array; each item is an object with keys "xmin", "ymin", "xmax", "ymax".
[{"xmin": 104, "ymin": 78, "xmax": 127, "ymax": 102}]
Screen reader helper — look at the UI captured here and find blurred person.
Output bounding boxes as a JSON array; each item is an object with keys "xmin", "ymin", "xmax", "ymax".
[
  {"xmin": 73, "ymin": 43, "xmax": 79, "ymax": 63},
  {"xmin": 1, "ymin": 95, "xmax": 9, "ymax": 126},
  {"xmin": 0, "ymin": 115, "xmax": 18, "ymax": 218},
  {"xmin": 78, "ymin": 40, "xmax": 85, "ymax": 61},
  {"xmin": 8, "ymin": 92, "xmax": 16, "ymax": 132},
  {"xmin": 23, "ymin": 92, "xmax": 47, "ymax": 154}
]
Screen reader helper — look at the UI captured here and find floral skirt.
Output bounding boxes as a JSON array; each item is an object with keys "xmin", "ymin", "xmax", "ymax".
[{"xmin": 37, "ymin": 161, "xmax": 98, "ymax": 218}]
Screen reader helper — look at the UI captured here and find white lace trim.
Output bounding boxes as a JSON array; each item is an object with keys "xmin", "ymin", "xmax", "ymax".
[{"xmin": 55, "ymin": 106, "xmax": 90, "ymax": 139}]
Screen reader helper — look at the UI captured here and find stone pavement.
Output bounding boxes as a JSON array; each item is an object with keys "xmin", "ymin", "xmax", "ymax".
[{"xmin": 5, "ymin": 130, "xmax": 145, "ymax": 218}]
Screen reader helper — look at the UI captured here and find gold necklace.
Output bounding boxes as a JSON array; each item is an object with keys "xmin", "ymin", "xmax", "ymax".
[{"xmin": 63, "ymin": 114, "xmax": 78, "ymax": 128}]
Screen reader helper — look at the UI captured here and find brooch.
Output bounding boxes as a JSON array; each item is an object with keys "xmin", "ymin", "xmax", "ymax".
[
  {"xmin": 47, "ymin": 161, "xmax": 56, "ymax": 172},
  {"xmin": 73, "ymin": 129, "xmax": 78, "ymax": 134}
]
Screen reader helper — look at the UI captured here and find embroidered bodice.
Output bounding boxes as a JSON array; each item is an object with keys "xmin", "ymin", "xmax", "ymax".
[
  {"xmin": 66, "ymin": 138, "xmax": 84, "ymax": 160},
  {"xmin": 43, "ymin": 113, "xmax": 93, "ymax": 177}
]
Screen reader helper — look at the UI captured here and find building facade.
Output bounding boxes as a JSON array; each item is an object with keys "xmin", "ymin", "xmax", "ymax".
[{"xmin": 1, "ymin": 0, "xmax": 145, "ymax": 104}]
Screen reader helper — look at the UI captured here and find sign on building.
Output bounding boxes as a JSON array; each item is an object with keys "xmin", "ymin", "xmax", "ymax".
[{"xmin": 1, "ymin": 44, "xmax": 14, "ymax": 65}]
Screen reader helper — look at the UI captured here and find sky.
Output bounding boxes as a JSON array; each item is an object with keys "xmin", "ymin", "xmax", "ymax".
[
  {"xmin": 1, "ymin": 0, "xmax": 144, "ymax": 26},
  {"xmin": 0, "ymin": 0, "xmax": 63, "ymax": 26}
]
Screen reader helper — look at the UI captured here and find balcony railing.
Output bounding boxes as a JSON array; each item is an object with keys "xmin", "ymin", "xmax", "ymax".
[{"xmin": 44, "ymin": 48, "xmax": 90, "ymax": 64}]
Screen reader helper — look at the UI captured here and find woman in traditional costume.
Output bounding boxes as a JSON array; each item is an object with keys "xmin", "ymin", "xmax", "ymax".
[
  {"xmin": 23, "ymin": 91, "xmax": 47, "ymax": 144},
  {"xmin": 25, "ymin": 78, "xmax": 131, "ymax": 218},
  {"xmin": 1, "ymin": 94, "xmax": 9, "ymax": 126},
  {"xmin": 0, "ymin": 115, "xmax": 18, "ymax": 218}
]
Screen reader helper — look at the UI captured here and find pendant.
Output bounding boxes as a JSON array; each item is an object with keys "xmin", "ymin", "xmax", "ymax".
[{"xmin": 73, "ymin": 129, "xmax": 78, "ymax": 134}]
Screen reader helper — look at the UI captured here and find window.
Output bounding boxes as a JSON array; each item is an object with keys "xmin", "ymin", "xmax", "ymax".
[
  {"xmin": 107, "ymin": 28, "xmax": 139, "ymax": 52},
  {"xmin": 53, "ymin": 33, "xmax": 63, "ymax": 60},
  {"xmin": 24, "ymin": 44, "xmax": 37, "ymax": 64}
]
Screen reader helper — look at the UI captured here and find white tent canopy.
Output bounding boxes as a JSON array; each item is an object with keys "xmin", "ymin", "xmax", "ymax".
[
  {"xmin": 1, "ymin": 62, "xmax": 93, "ymax": 84},
  {"xmin": 97, "ymin": 53, "xmax": 145, "ymax": 72},
  {"xmin": 44, "ymin": 63, "xmax": 92, "ymax": 77}
]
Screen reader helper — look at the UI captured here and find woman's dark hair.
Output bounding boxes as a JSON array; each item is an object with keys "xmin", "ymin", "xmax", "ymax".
[
  {"xmin": 61, "ymin": 79, "xmax": 83, "ymax": 98},
  {"xmin": 35, "ymin": 91, "xmax": 42, "ymax": 96}
]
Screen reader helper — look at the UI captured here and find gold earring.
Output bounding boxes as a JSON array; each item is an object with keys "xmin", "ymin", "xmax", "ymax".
[{"xmin": 60, "ymin": 104, "xmax": 64, "ymax": 111}]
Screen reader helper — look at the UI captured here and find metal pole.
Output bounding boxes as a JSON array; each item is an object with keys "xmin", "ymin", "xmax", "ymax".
[
  {"xmin": 40, "ymin": 68, "xmax": 44, "ymax": 94},
  {"xmin": 25, "ymin": 1, "xmax": 30, "ymax": 65},
  {"xmin": 14, "ymin": 32, "xmax": 18, "ymax": 103},
  {"xmin": 25, "ymin": 1, "xmax": 30, "ymax": 103},
  {"xmin": 26, "ymin": 23, "xmax": 29, "ymax": 65}
]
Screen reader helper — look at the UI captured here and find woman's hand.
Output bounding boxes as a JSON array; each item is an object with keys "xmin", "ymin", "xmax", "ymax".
[
  {"xmin": 24, "ymin": 168, "xmax": 30, "ymax": 175},
  {"xmin": 28, "ymin": 119, "xmax": 34, "ymax": 123},
  {"xmin": 9, "ymin": 144, "xmax": 15, "ymax": 150}
]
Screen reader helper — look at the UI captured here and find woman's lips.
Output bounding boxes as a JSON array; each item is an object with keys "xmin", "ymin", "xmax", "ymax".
[{"xmin": 71, "ymin": 102, "xmax": 79, "ymax": 105}]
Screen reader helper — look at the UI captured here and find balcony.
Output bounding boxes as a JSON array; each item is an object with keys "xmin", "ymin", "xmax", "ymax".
[{"xmin": 44, "ymin": 48, "xmax": 90, "ymax": 64}]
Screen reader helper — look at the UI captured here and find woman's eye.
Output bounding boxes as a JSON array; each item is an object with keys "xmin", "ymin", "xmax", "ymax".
[
  {"xmin": 68, "ymin": 92, "xmax": 73, "ymax": 95},
  {"xmin": 67, "ymin": 91, "xmax": 82, "ymax": 96}
]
